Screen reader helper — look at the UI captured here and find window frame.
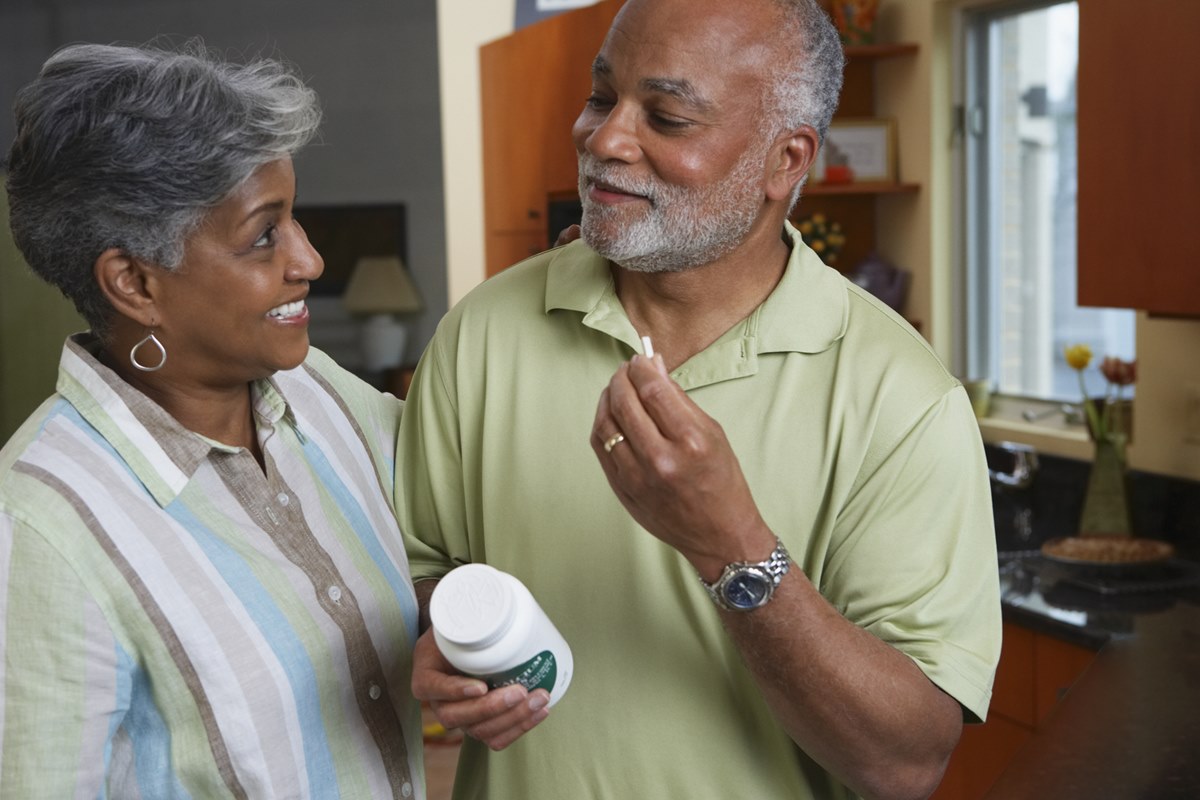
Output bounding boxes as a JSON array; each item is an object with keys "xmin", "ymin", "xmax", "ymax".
[{"xmin": 954, "ymin": 0, "xmax": 1102, "ymax": 404}]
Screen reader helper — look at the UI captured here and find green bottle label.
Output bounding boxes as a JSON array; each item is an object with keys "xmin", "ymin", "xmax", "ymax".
[{"xmin": 484, "ymin": 650, "xmax": 558, "ymax": 694}]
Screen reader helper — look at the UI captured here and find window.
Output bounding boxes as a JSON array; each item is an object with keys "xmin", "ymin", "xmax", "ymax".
[{"xmin": 959, "ymin": 0, "xmax": 1134, "ymax": 403}]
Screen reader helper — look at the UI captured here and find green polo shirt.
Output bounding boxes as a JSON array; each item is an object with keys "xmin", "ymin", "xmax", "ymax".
[{"xmin": 398, "ymin": 223, "xmax": 1000, "ymax": 799}]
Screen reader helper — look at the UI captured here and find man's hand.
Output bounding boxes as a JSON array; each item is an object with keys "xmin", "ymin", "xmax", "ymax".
[
  {"xmin": 411, "ymin": 628, "xmax": 551, "ymax": 750},
  {"xmin": 589, "ymin": 353, "xmax": 775, "ymax": 579}
]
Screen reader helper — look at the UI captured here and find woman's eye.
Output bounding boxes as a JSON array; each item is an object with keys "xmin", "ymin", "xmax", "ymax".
[{"xmin": 253, "ymin": 224, "xmax": 277, "ymax": 248}]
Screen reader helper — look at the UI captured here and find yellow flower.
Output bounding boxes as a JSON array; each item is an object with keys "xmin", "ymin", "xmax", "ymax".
[
  {"xmin": 795, "ymin": 213, "xmax": 845, "ymax": 266},
  {"xmin": 1064, "ymin": 344, "xmax": 1092, "ymax": 371}
]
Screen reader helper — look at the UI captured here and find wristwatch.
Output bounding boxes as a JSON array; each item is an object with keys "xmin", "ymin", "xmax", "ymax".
[{"xmin": 699, "ymin": 538, "xmax": 791, "ymax": 612}]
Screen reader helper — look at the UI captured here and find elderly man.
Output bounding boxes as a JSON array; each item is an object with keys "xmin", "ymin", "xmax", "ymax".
[{"xmin": 399, "ymin": 0, "xmax": 1000, "ymax": 797}]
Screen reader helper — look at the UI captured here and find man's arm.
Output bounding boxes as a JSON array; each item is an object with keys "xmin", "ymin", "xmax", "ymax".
[
  {"xmin": 592, "ymin": 355, "xmax": 969, "ymax": 800},
  {"xmin": 410, "ymin": 580, "xmax": 552, "ymax": 750}
]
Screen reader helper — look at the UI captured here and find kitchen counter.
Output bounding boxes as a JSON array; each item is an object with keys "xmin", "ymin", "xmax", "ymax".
[{"xmin": 985, "ymin": 552, "xmax": 1200, "ymax": 798}]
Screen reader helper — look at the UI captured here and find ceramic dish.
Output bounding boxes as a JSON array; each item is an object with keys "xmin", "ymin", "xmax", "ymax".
[{"xmin": 1041, "ymin": 536, "xmax": 1175, "ymax": 569}]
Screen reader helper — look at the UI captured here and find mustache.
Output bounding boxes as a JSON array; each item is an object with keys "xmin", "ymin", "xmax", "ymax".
[{"xmin": 578, "ymin": 156, "xmax": 658, "ymax": 201}]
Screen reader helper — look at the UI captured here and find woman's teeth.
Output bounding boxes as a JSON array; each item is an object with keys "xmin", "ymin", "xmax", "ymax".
[{"xmin": 267, "ymin": 300, "xmax": 305, "ymax": 319}]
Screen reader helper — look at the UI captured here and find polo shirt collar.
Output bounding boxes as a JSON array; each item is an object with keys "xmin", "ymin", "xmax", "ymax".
[
  {"xmin": 56, "ymin": 333, "xmax": 294, "ymax": 507},
  {"xmin": 543, "ymin": 221, "xmax": 848, "ymax": 386}
]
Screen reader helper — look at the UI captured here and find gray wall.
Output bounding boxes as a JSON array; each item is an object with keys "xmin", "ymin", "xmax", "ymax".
[{"xmin": 0, "ymin": 0, "xmax": 446, "ymax": 371}]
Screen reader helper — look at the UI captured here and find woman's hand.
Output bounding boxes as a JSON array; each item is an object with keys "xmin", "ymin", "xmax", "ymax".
[
  {"xmin": 553, "ymin": 224, "xmax": 581, "ymax": 248},
  {"xmin": 411, "ymin": 628, "xmax": 551, "ymax": 750}
]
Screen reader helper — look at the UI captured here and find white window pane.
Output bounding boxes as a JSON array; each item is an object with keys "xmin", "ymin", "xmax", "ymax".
[{"xmin": 967, "ymin": 1, "xmax": 1133, "ymax": 403}]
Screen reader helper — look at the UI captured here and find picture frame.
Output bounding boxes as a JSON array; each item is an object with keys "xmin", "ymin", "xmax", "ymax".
[{"xmin": 813, "ymin": 118, "xmax": 897, "ymax": 184}]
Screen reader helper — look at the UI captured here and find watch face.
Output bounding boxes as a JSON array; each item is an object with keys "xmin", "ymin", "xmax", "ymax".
[{"xmin": 723, "ymin": 571, "xmax": 772, "ymax": 610}]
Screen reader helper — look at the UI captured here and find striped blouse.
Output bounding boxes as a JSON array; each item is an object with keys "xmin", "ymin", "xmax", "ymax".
[{"xmin": 0, "ymin": 335, "xmax": 423, "ymax": 799}]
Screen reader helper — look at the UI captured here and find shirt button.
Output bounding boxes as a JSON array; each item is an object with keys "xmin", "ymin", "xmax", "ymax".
[
  {"xmin": 401, "ymin": 781, "xmax": 412, "ymax": 797},
  {"xmin": 327, "ymin": 585, "xmax": 342, "ymax": 603},
  {"xmin": 368, "ymin": 683, "xmax": 382, "ymax": 700},
  {"xmin": 276, "ymin": 492, "xmax": 290, "ymax": 506}
]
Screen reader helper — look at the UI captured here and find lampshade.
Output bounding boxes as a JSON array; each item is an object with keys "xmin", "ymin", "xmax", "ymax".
[{"xmin": 341, "ymin": 256, "xmax": 424, "ymax": 315}]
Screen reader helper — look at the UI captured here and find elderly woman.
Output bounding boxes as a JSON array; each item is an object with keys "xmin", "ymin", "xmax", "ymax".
[{"xmin": 1, "ymin": 43, "xmax": 424, "ymax": 798}]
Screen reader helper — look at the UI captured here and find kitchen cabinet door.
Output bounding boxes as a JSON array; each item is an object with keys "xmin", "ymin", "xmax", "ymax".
[
  {"xmin": 931, "ymin": 713, "xmax": 1032, "ymax": 800},
  {"xmin": 931, "ymin": 622, "xmax": 1097, "ymax": 800},
  {"xmin": 1077, "ymin": 0, "xmax": 1200, "ymax": 315},
  {"xmin": 1034, "ymin": 633, "xmax": 1096, "ymax": 726}
]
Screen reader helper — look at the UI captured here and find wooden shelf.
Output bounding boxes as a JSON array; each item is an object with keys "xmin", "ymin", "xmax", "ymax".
[
  {"xmin": 806, "ymin": 181, "xmax": 920, "ymax": 196},
  {"xmin": 795, "ymin": 41, "xmax": 921, "ymax": 275},
  {"xmin": 843, "ymin": 42, "xmax": 920, "ymax": 60}
]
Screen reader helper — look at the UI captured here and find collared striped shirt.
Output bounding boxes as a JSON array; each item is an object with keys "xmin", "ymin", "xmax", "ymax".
[{"xmin": 0, "ymin": 335, "xmax": 423, "ymax": 799}]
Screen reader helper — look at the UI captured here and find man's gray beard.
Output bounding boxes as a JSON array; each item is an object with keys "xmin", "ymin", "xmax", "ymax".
[{"xmin": 577, "ymin": 148, "xmax": 765, "ymax": 273}]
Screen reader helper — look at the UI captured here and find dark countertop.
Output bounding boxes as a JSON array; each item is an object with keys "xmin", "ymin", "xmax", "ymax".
[{"xmin": 986, "ymin": 551, "xmax": 1200, "ymax": 798}]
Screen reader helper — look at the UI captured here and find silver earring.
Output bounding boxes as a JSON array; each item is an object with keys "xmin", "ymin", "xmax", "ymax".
[{"xmin": 130, "ymin": 331, "xmax": 167, "ymax": 372}]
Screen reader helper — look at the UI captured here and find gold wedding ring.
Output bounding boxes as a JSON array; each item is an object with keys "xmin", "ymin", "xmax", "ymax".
[{"xmin": 603, "ymin": 432, "xmax": 627, "ymax": 453}]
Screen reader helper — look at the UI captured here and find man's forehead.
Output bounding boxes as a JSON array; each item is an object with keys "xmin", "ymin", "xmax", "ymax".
[
  {"xmin": 599, "ymin": 0, "xmax": 779, "ymax": 87},
  {"xmin": 591, "ymin": 54, "xmax": 717, "ymax": 111}
]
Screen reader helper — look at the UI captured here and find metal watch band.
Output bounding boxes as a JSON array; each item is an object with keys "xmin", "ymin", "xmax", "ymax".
[{"xmin": 699, "ymin": 538, "xmax": 792, "ymax": 611}]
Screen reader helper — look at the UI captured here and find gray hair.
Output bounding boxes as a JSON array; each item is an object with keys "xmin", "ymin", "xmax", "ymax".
[
  {"xmin": 4, "ymin": 41, "xmax": 321, "ymax": 337},
  {"xmin": 764, "ymin": 0, "xmax": 846, "ymax": 208}
]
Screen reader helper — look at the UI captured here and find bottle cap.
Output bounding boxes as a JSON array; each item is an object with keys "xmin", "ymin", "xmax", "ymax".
[{"xmin": 430, "ymin": 564, "xmax": 516, "ymax": 648}]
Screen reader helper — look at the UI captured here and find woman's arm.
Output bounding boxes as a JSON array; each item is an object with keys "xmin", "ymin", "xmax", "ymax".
[{"xmin": 1, "ymin": 514, "xmax": 126, "ymax": 798}]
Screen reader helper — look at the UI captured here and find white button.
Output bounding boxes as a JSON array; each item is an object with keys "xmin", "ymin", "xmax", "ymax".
[
  {"xmin": 276, "ymin": 492, "xmax": 289, "ymax": 506},
  {"xmin": 327, "ymin": 585, "xmax": 342, "ymax": 603},
  {"xmin": 368, "ymin": 683, "xmax": 382, "ymax": 700},
  {"xmin": 401, "ymin": 782, "xmax": 412, "ymax": 797}
]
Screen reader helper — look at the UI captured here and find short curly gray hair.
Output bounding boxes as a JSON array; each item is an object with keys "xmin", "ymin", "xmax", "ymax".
[
  {"xmin": 764, "ymin": 0, "xmax": 845, "ymax": 208},
  {"xmin": 4, "ymin": 41, "xmax": 321, "ymax": 337}
]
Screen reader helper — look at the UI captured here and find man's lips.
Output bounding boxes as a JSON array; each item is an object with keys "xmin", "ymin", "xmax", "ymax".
[{"xmin": 587, "ymin": 178, "xmax": 649, "ymax": 204}]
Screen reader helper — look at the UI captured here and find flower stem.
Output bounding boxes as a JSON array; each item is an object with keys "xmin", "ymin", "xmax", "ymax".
[{"xmin": 1078, "ymin": 370, "xmax": 1104, "ymax": 440}]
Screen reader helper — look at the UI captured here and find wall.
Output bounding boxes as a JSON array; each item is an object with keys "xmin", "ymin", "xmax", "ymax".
[
  {"xmin": 436, "ymin": 0, "xmax": 517, "ymax": 305},
  {"xmin": 0, "ymin": 186, "xmax": 86, "ymax": 440},
  {"xmin": 0, "ymin": 0, "xmax": 447, "ymax": 441}
]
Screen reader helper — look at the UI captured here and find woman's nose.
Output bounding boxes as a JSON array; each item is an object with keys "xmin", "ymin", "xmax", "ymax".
[{"xmin": 287, "ymin": 221, "xmax": 324, "ymax": 281}]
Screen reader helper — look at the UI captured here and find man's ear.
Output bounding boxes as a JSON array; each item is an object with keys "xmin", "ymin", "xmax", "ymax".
[
  {"xmin": 765, "ymin": 125, "xmax": 821, "ymax": 203},
  {"xmin": 94, "ymin": 248, "xmax": 161, "ymax": 327}
]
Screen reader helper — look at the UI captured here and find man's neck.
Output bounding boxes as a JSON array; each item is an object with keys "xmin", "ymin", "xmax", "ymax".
[{"xmin": 613, "ymin": 224, "xmax": 792, "ymax": 372}]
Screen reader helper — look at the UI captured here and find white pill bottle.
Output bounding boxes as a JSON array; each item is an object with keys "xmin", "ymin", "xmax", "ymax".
[{"xmin": 430, "ymin": 563, "xmax": 574, "ymax": 707}]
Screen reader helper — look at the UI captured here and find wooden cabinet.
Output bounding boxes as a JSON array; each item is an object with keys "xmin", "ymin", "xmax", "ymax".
[
  {"xmin": 1077, "ymin": 0, "xmax": 1200, "ymax": 315},
  {"xmin": 930, "ymin": 622, "xmax": 1097, "ymax": 800},
  {"xmin": 792, "ymin": 43, "xmax": 920, "ymax": 276},
  {"xmin": 479, "ymin": 0, "xmax": 623, "ymax": 277}
]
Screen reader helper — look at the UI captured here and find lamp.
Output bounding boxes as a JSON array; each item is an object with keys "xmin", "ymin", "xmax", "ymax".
[{"xmin": 341, "ymin": 255, "xmax": 424, "ymax": 371}]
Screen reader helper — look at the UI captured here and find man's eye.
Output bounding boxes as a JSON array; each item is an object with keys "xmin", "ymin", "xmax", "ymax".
[
  {"xmin": 585, "ymin": 94, "xmax": 613, "ymax": 110},
  {"xmin": 651, "ymin": 114, "xmax": 688, "ymax": 129}
]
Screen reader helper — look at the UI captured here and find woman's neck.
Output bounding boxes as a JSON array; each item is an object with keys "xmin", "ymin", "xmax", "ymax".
[{"xmin": 99, "ymin": 344, "xmax": 260, "ymax": 456}]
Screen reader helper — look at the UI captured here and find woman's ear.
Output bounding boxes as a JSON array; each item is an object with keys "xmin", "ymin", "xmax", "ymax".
[
  {"xmin": 94, "ymin": 248, "xmax": 160, "ymax": 327},
  {"xmin": 765, "ymin": 125, "xmax": 821, "ymax": 203}
]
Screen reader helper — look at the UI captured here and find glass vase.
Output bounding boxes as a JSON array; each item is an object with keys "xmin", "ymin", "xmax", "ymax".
[{"xmin": 1078, "ymin": 437, "xmax": 1133, "ymax": 536}]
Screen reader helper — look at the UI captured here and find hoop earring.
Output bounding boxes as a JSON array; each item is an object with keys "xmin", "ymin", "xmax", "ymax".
[{"xmin": 130, "ymin": 331, "xmax": 167, "ymax": 372}]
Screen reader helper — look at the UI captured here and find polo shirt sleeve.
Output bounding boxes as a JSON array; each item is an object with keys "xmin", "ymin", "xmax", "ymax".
[
  {"xmin": 820, "ymin": 384, "xmax": 1001, "ymax": 723},
  {"xmin": 396, "ymin": 329, "xmax": 469, "ymax": 583},
  {"xmin": 0, "ymin": 514, "xmax": 125, "ymax": 798}
]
